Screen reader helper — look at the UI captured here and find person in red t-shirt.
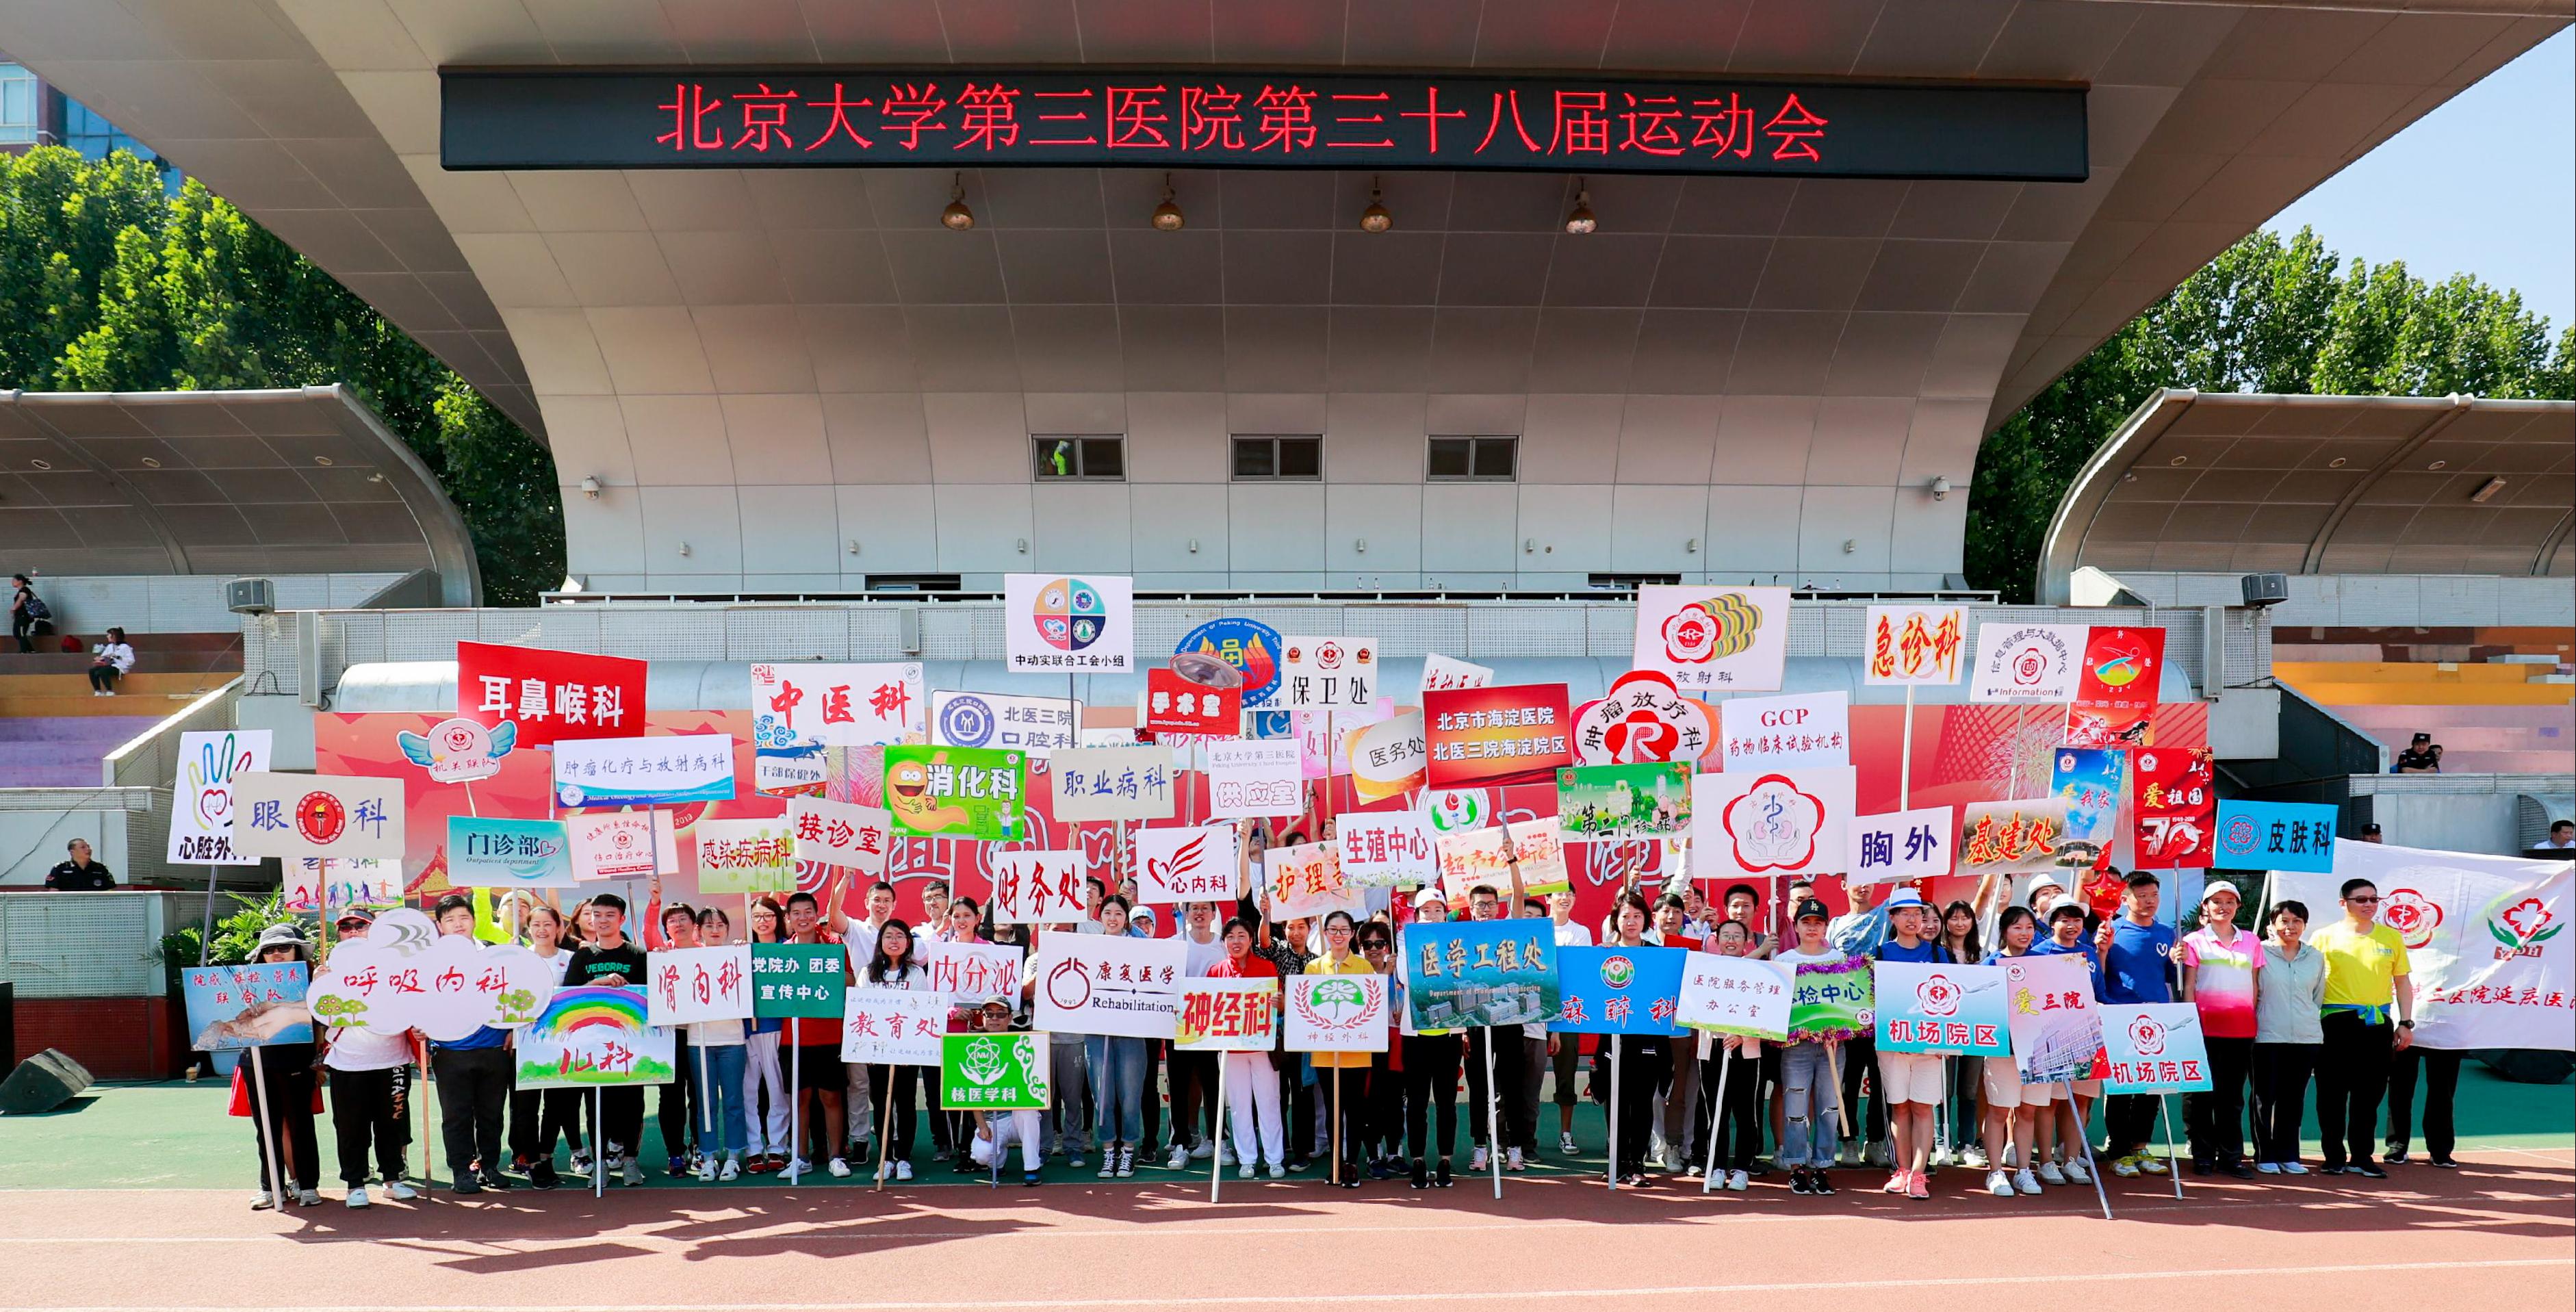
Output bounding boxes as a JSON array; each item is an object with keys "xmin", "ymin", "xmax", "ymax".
[
  {"xmin": 782, "ymin": 890, "xmax": 852, "ymax": 1177},
  {"xmin": 1208, "ymin": 916, "xmax": 1286, "ymax": 1177}
]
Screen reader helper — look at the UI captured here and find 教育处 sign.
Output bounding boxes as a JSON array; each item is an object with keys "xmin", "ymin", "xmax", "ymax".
[{"xmin": 443, "ymin": 70, "xmax": 2088, "ymax": 182}]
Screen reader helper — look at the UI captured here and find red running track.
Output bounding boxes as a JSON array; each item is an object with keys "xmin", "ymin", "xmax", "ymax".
[{"xmin": 6, "ymin": 1148, "xmax": 2568, "ymax": 1311}]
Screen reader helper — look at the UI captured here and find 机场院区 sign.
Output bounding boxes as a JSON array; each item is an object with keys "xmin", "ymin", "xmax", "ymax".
[{"xmin": 441, "ymin": 68, "xmax": 2087, "ymax": 181}]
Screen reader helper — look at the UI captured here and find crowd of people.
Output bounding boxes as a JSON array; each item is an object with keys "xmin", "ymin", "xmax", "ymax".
[{"xmin": 235, "ymin": 845, "xmax": 2449, "ymax": 1212}]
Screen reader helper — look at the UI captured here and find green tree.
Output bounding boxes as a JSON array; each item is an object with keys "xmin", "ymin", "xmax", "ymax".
[
  {"xmin": 1, "ymin": 146, "xmax": 562, "ymax": 604},
  {"xmin": 1972, "ymin": 227, "xmax": 2575, "ymax": 600}
]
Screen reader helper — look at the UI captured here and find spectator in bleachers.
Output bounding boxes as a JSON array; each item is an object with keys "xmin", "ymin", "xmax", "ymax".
[
  {"xmin": 10, "ymin": 573, "xmax": 44, "ymax": 654},
  {"xmin": 46, "ymin": 838, "xmax": 116, "ymax": 890},
  {"xmin": 2542, "ymin": 820, "xmax": 2575, "ymax": 851},
  {"xmin": 89, "ymin": 626, "xmax": 136, "ymax": 695},
  {"xmin": 2393, "ymin": 733, "xmax": 2440, "ymax": 773}
]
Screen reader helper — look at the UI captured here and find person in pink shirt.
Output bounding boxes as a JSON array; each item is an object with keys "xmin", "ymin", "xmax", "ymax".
[{"xmin": 2180, "ymin": 880, "xmax": 2263, "ymax": 1178}]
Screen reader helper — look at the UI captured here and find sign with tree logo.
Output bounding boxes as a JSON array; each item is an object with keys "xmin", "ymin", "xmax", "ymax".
[{"xmin": 938, "ymin": 1031, "xmax": 1053, "ymax": 1111}]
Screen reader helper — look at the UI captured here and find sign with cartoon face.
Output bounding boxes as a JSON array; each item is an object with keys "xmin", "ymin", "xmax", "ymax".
[
  {"xmin": 233, "ymin": 771, "xmax": 406, "ymax": 861},
  {"xmin": 1690, "ymin": 767, "xmax": 1855, "ymax": 879},
  {"xmin": 1631, "ymin": 586, "xmax": 1791, "ymax": 693},
  {"xmin": 168, "ymin": 730, "xmax": 270, "ymax": 865},
  {"xmin": 883, "ymin": 745, "xmax": 1027, "ymax": 840},
  {"xmin": 397, "ymin": 716, "xmax": 513, "ymax": 784},
  {"xmin": 1005, "ymin": 573, "xmax": 1133, "ymax": 672}
]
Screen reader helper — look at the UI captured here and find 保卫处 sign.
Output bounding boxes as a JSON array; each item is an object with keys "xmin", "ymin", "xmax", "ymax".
[{"xmin": 443, "ymin": 69, "xmax": 2086, "ymax": 181}]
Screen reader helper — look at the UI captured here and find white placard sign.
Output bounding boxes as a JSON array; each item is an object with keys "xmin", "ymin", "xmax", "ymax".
[
  {"xmin": 1032, "ymin": 930, "xmax": 1187, "ymax": 1040},
  {"xmin": 1968, "ymin": 623, "xmax": 2087, "ymax": 704},
  {"xmin": 306, "ymin": 910, "xmax": 556, "ymax": 1041},
  {"xmin": 1863, "ymin": 605, "xmax": 1969, "ymax": 686},
  {"xmin": 168, "ymin": 729, "xmax": 272, "ymax": 865},
  {"xmin": 1285, "ymin": 973, "xmax": 1391, "ymax": 1053},
  {"xmin": 645, "ymin": 945, "xmax": 755, "ymax": 1027},
  {"xmin": 788, "ymin": 797, "xmax": 893, "ymax": 876},
  {"xmin": 1718, "ymin": 691, "xmax": 1852, "ymax": 771},
  {"xmin": 1690, "ymin": 766, "xmax": 1857, "ymax": 879},
  {"xmin": 751, "ymin": 661, "xmax": 924, "ymax": 747},
  {"xmin": 840, "ymin": 984, "xmax": 949, "ymax": 1065},
  {"xmin": 1052, "ymin": 745, "xmax": 1179, "ymax": 822},
  {"xmin": 1419, "ymin": 654, "xmax": 1495, "ymax": 693},
  {"xmin": 992, "ymin": 849, "xmax": 1088, "ymax": 925},
  {"xmin": 1631, "ymin": 585, "xmax": 1792, "ymax": 693},
  {"xmin": 1205, "ymin": 738, "xmax": 1303, "ymax": 819},
  {"xmin": 1675, "ymin": 952, "xmax": 1795, "ymax": 1040},
  {"xmin": 1846, "ymin": 806, "xmax": 1956, "ymax": 886},
  {"xmin": 1338, "ymin": 812, "xmax": 1437, "ymax": 887},
  {"xmin": 1280, "ymin": 636, "xmax": 1378, "ymax": 709},
  {"xmin": 930, "ymin": 689, "xmax": 1083, "ymax": 759},
  {"xmin": 233, "ymin": 771, "xmax": 406, "ymax": 861},
  {"xmin": 566, "ymin": 808, "xmax": 678, "ymax": 882},
  {"xmin": 1004, "ymin": 573, "xmax": 1135, "ymax": 672},
  {"xmin": 925, "ymin": 940, "xmax": 1027, "ymax": 1004},
  {"xmin": 1136, "ymin": 824, "xmax": 1242, "ymax": 904}
]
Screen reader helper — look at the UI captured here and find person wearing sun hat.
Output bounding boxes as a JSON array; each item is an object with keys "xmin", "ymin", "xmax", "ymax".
[
  {"xmin": 321, "ymin": 908, "xmax": 421, "ymax": 1208},
  {"xmin": 240, "ymin": 923, "xmax": 324, "ymax": 1209},
  {"xmin": 1870, "ymin": 888, "xmax": 1947, "ymax": 1199},
  {"xmin": 2180, "ymin": 879, "xmax": 2263, "ymax": 1177}
]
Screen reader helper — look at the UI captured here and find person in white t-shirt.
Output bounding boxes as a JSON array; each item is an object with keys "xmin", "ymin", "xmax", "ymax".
[
  {"xmin": 321, "ymin": 909, "xmax": 420, "ymax": 1208},
  {"xmin": 1545, "ymin": 889, "xmax": 1595, "ymax": 1155},
  {"xmin": 845, "ymin": 880, "xmax": 898, "ymax": 1160}
]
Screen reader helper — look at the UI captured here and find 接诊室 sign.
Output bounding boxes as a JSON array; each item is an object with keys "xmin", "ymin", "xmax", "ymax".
[{"xmin": 787, "ymin": 796, "xmax": 892, "ymax": 877}]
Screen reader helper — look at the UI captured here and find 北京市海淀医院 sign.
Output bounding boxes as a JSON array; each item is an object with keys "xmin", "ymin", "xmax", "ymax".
[{"xmin": 441, "ymin": 68, "xmax": 2087, "ymax": 181}]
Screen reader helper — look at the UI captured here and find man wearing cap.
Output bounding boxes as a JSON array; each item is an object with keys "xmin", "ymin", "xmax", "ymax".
[
  {"xmin": 1870, "ymin": 888, "xmax": 1947, "ymax": 1199},
  {"xmin": 2095, "ymin": 872, "xmax": 2178, "ymax": 1178},
  {"xmin": 1775, "ymin": 898, "xmax": 1851, "ymax": 1195},
  {"xmin": 2180, "ymin": 880, "xmax": 2262, "ymax": 1176},
  {"xmin": 320, "ymin": 908, "xmax": 420, "ymax": 1207},
  {"xmin": 425, "ymin": 894, "xmax": 515, "ymax": 1194}
]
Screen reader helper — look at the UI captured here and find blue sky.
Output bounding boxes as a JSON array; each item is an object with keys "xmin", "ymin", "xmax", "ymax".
[{"xmin": 2265, "ymin": 29, "xmax": 2574, "ymax": 331}]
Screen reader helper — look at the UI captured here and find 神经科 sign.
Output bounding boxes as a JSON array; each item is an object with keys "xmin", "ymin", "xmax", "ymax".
[{"xmin": 444, "ymin": 69, "xmax": 2088, "ymax": 183}]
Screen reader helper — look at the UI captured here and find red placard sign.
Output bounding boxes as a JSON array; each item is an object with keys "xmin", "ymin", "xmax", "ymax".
[
  {"xmin": 2065, "ymin": 626, "xmax": 2166, "ymax": 747},
  {"xmin": 1424, "ymin": 682, "xmax": 1573, "ymax": 788},
  {"xmin": 1144, "ymin": 667, "xmax": 1240, "ymax": 736},
  {"xmin": 455, "ymin": 641, "xmax": 649, "ymax": 749},
  {"xmin": 2130, "ymin": 746, "xmax": 2215, "ymax": 870}
]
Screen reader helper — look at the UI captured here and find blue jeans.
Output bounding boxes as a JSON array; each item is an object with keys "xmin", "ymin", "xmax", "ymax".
[
  {"xmin": 1087, "ymin": 1035, "xmax": 1148, "ymax": 1147},
  {"xmin": 1779, "ymin": 1041, "xmax": 1842, "ymax": 1168},
  {"xmin": 689, "ymin": 1042, "xmax": 749, "ymax": 1157}
]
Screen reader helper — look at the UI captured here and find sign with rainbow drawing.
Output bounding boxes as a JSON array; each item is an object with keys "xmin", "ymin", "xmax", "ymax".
[{"xmin": 513, "ymin": 985, "xmax": 676, "ymax": 1089}]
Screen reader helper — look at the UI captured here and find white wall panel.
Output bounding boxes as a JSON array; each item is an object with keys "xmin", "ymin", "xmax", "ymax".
[{"xmin": 835, "ymin": 485, "xmax": 940, "ymax": 572}]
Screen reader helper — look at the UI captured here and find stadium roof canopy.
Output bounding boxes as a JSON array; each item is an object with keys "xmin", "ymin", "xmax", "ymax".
[
  {"xmin": 0, "ymin": 386, "xmax": 481, "ymax": 602},
  {"xmin": 1, "ymin": 0, "xmax": 2564, "ymax": 593},
  {"xmin": 2039, "ymin": 389, "xmax": 2576, "ymax": 602}
]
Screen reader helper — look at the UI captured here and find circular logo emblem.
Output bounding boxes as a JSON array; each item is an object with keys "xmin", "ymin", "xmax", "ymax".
[
  {"xmin": 1177, "ymin": 619, "xmax": 1283, "ymax": 706},
  {"xmin": 1044, "ymin": 956, "xmax": 1093, "ymax": 1011},
  {"xmin": 2012, "ymin": 645, "xmax": 2052, "ymax": 685},
  {"xmin": 1032, "ymin": 577, "xmax": 1109, "ymax": 652},
  {"xmin": 2381, "ymin": 887, "xmax": 2443, "ymax": 950},
  {"xmin": 1314, "ymin": 641, "xmax": 1345, "ymax": 671},
  {"xmin": 295, "ymin": 790, "xmax": 347, "ymax": 844},
  {"xmin": 1600, "ymin": 955, "xmax": 1635, "ymax": 989},
  {"xmin": 1916, "ymin": 973, "xmax": 1962, "ymax": 1017},
  {"xmin": 2219, "ymin": 814, "xmax": 2258, "ymax": 856},
  {"xmin": 2091, "ymin": 634, "xmax": 2150, "ymax": 689},
  {"xmin": 2126, "ymin": 1014, "xmax": 2167, "ymax": 1057},
  {"xmin": 938, "ymin": 695, "xmax": 997, "ymax": 747}
]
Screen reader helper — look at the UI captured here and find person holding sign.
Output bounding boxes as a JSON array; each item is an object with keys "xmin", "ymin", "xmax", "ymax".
[
  {"xmin": 563, "ymin": 894, "xmax": 653, "ymax": 1186},
  {"xmin": 504, "ymin": 904, "xmax": 580, "ymax": 1189},
  {"xmin": 1777, "ymin": 899, "xmax": 1850, "ymax": 1196},
  {"xmin": 2030, "ymin": 901, "xmax": 2101, "ymax": 1186},
  {"xmin": 1304, "ymin": 910, "xmax": 1376, "ymax": 1188},
  {"xmin": 1087, "ymin": 895, "xmax": 1153, "ymax": 1180},
  {"xmin": 778, "ymin": 891, "xmax": 854, "ymax": 1179},
  {"xmin": 1207, "ymin": 917, "xmax": 1289, "ymax": 1179},
  {"xmin": 1870, "ymin": 889, "xmax": 1946, "ymax": 1200},
  {"xmin": 1401, "ymin": 888, "xmax": 1465, "ymax": 1189},
  {"xmin": 961, "ymin": 995, "xmax": 1046, "ymax": 1187},
  {"xmin": 741, "ymin": 898, "xmax": 793, "ymax": 1173},
  {"xmin": 1697, "ymin": 919, "xmax": 1768, "ymax": 1192},
  {"xmin": 860, "ymin": 920, "xmax": 929, "ymax": 1182},
  {"xmin": 241, "ymin": 925, "xmax": 324, "ymax": 1209},
  {"xmin": 1980, "ymin": 908, "xmax": 2050, "ymax": 1196},
  {"xmin": 321, "ymin": 910, "xmax": 420, "ymax": 1208},
  {"xmin": 2095, "ymin": 873, "xmax": 2178, "ymax": 1179},
  {"xmin": 1604, "ymin": 892, "xmax": 1670, "ymax": 1187},
  {"xmin": 426, "ymin": 895, "xmax": 515, "ymax": 1194}
]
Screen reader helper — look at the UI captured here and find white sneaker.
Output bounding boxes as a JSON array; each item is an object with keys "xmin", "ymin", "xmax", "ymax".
[
  {"xmin": 1167, "ymin": 1144, "xmax": 1191, "ymax": 1170},
  {"xmin": 1962, "ymin": 1146, "xmax": 1989, "ymax": 1169},
  {"xmin": 1116, "ymin": 1146, "xmax": 1136, "ymax": 1179},
  {"xmin": 1189, "ymin": 1140, "xmax": 1213, "ymax": 1161},
  {"xmin": 385, "ymin": 1181, "xmax": 420, "ymax": 1201},
  {"xmin": 876, "ymin": 1161, "xmax": 894, "ymax": 1181},
  {"xmin": 570, "ymin": 1150, "xmax": 593, "ymax": 1174},
  {"xmin": 719, "ymin": 1157, "xmax": 742, "ymax": 1181},
  {"xmin": 621, "ymin": 1160, "xmax": 643, "ymax": 1186},
  {"xmin": 295, "ymin": 1187, "xmax": 322, "ymax": 1206},
  {"xmin": 1931, "ymin": 1146, "xmax": 1953, "ymax": 1168},
  {"xmin": 896, "ymin": 1160, "xmax": 914, "ymax": 1181},
  {"xmin": 2014, "ymin": 1168, "xmax": 2043, "ymax": 1196},
  {"xmin": 1238, "ymin": 1163, "xmax": 1255, "ymax": 1181},
  {"xmin": 1987, "ymin": 1169, "xmax": 2013, "ymax": 1197},
  {"xmin": 1471, "ymin": 1144, "xmax": 1490, "ymax": 1171},
  {"xmin": 1727, "ymin": 1169, "xmax": 1749, "ymax": 1192},
  {"xmin": 695, "ymin": 1157, "xmax": 717, "ymax": 1182},
  {"xmin": 1267, "ymin": 1161, "xmax": 1286, "ymax": 1180},
  {"xmin": 346, "ymin": 1187, "xmax": 371, "ymax": 1209},
  {"xmin": 249, "ymin": 1191, "xmax": 274, "ymax": 1211},
  {"xmin": 1507, "ymin": 1147, "xmax": 1525, "ymax": 1172},
  {"xmin": 1219, "ymin": 1143, "xmax": 1235, "ymax": 1166},
  {"xmin": 2062, "ymin": 1157, "xmax": 2092, "ymax": 1185},
  {"xmin": 1560, "ymin": 1132, "xmax": 1578, "ymax": 1155},
  {"xmin": 2037, "ymin": 1162, "xmax": 2068, "ymax": 1185}
]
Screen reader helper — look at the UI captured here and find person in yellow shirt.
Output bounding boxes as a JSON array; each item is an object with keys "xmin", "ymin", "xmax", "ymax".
[
  {"xmin": 1304, "ymin": 910, "xmax": 1376, "ymax": 1187},
  {"xmin": 2306, "ymin": 877, "xmax": 2414, "ymax": 1179}
]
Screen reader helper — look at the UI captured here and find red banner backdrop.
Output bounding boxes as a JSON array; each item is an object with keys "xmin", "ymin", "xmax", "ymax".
[{"xmin": 316, "ymin": 699, "xmax": 2206, "ymax": 944}]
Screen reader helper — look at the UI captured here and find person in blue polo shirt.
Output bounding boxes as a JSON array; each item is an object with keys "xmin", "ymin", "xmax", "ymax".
[
  {"xmin": 1870, "ymin": 888, "xmax": 1948, "ymax": 1200},
  {"xmin": 2094, "ymin": 871, "xmax": 2178, "ymax": 1177}
]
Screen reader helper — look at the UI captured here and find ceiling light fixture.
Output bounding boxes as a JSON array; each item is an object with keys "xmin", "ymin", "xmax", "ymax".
[
  {"xmin": 940, "ymin": 173, "xmax": 975, "ymax": 231},
  {"xmin": 2470, "ymin": 475, "xmax": 2508, "ymax": 503},
  {"xmin": 1564, "ymin": 179, "xmax": 1597, "ymax": 235},
  {"xmin": 1358, "ymin": 177, "xmax": 1392, "ymax": 233},
  {"xmin": 1151, "ymin": 174, "xmax": 1185, "ymax": 231}
]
